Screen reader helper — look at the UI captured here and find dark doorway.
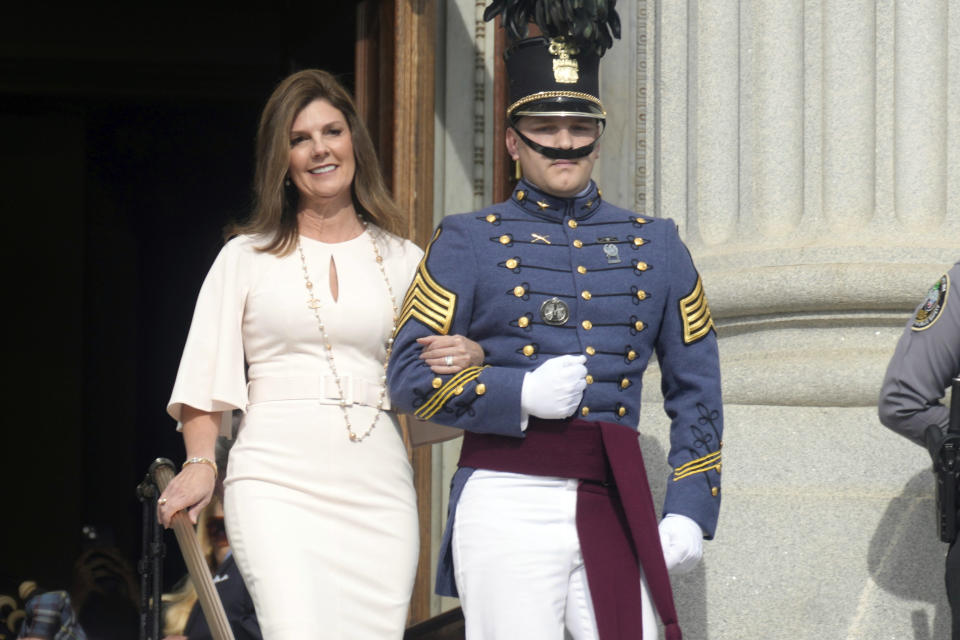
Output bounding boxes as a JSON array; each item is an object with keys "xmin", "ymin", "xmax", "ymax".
[{"xmin": 1, "ymin": 3, "xmax": 358, "ymax": 607}]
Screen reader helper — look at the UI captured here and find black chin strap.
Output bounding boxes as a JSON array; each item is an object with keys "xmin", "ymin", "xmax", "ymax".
[{"xmin": 511, "ymin": 127, "xmax": 603, "ymax": 159}]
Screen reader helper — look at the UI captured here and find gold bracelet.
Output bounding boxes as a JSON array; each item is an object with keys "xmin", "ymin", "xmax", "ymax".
[{"xmin": 182, "ymin": 456, "xmax": 218, "ymax": 478}]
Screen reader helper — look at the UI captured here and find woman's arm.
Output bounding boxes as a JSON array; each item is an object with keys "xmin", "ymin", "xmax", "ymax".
[{"xmin": 158, "ymin": 406, "xmax": 221, "ymax": 527}]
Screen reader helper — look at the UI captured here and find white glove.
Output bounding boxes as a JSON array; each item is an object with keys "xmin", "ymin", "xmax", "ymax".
[
  {"xmin": 520, "ymin": 355, "xmax": 588, "ymax": 426},
  {"xmin": 658, "ymin": 513, "xmax": 703, "ymax": 574}
]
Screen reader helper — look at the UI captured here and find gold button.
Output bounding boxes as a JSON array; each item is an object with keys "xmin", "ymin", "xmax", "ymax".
[
  {"xmin": 597, "ymin": 188, "xmax": 603, "ymax": 197},
  {"xmin": 517, "ymin": 190, "xmax": 526, "ymax": 200},
  {"xmin": 577, "ymin": 265, "xmax": 587, "ymax": 274},
  {"xmin": 585, "ymin": 346, "xmax": 596, "ymax": 355},
  {"xmin": 568, "ymin": 219, "xmax": 578, "ymax": 228},
  {"xmin": 618, "ymin": 406, "xmax": 626, "ymax": 417},
  {"xmin": 620, "ymin": 378, "xmax": 631, "ymax": 389},
  {"xmin": 523, "ymin": 345, "xmax": 535, "ymax": 356},
  {"xmin": 585, "ymin": 375, "xmax": 594, "ymax": 384},
  {"xmin": 499, "ymin": 234, "xmax": 511, "ymax": 245},
  {"xmin": 635, "ymin": 321, "xmax": 645, "ymax": 331},
  {"xmin": 635, "ymin": 216, "xmax": 646, "ymax": 224},
  {"xmin": 454, "ymin": 386, "xmax": 464, "ymax": 395},
  {"xmin": 573, "ymin": 239, "xmax": 583, "ymax": 248},
  {"xmin": 506, "ymin": 258, "xmax": 519, "ymax": 269},
  {"xmin": 633, "ymin": 237, "xmax": 645, "ymax": 246},
  {"xmin": 513, "ymin": 286, "xmax": 525, "ymax": 297},
  {"xmin": 581, "ymin": 291, "xmax": 592, "ymax": 300},
  {"xmin": 518, "ymin": 316, "xmax": 530, "ymax": 328},
  {"xmin": 475, "ymin": 383, "xmax": 486, "ymax": 396},
  {"xmin": 627, "ymin": 350, "xmax": 637, "ymax": 361},
  {"xmin": 486, "ymin": 213, "xmax": 497, "ymax": 223},
  {"xmin": 635, "ymin": 262, "xmax": 648, "ymax": 271},
  {"xmin": 432, "ymin": 377, "xmax": 442, "ymax": 389},
  {"xmin": 581, "ymin": 407, "xmax": 590, "ymax": 416},
  {"xmin": 711, "ymin": 487, "xmax": 719, "ymax": 497},
  {"xmin": 581, "ymin": 320, "xmax": 593, "ymax": 330},
  {"xmin": 636, "ymin": 290, "xmax": 647, "ymax": 300}
]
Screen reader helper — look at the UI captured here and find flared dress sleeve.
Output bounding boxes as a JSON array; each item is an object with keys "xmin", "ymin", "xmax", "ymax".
[{"xmin": 167, "ymin": 236, "xmax": 255, "ymax": 437}]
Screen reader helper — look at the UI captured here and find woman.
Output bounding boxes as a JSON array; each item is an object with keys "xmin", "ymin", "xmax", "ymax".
[{"xmin": 158, "ymin": 69, "xmax": 481, "ymax": 638}]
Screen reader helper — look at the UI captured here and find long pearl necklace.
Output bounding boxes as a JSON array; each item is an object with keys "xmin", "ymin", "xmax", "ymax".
[{"xmin": 296, "ymin": 220, "xmax": 398, "ymax": 442}]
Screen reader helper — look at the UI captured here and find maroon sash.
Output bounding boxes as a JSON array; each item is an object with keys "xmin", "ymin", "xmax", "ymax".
[{"xmin": 458, "ymin": 419, "xmax": 681, "ymax": 640}]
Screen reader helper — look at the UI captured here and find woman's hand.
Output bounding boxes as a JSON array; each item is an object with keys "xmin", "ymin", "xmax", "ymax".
[
  {"xmin": 418, "ymin": 334, "xmax": 484, "ymax": 374},
  {"xmin": 157, "ymin": 463, "xmax": 217, "ymax": 528}
]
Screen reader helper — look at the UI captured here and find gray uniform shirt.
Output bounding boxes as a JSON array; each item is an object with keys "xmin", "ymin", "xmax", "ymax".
[{"xmin": 879, "ymin": 261, "xmax": 960, "ymax": 446}]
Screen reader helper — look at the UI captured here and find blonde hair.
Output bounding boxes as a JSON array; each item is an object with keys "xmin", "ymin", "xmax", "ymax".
[
  {"xmin": 228, "ymin": 69, "xmax": 404, "ymax": 254},
  {"xmin": 161, "ymin": 497, "xmax": 221, "ymax": 636}
]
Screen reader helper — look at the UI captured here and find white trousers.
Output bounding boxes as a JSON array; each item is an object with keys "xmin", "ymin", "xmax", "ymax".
[{"xmin": 452, "ymin": 471, "xmax": 658, "ymax": 639}]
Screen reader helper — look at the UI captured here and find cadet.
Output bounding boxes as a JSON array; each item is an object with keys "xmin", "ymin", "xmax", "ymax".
[
  {"xmin": 388, "ymin": 30, "xmax": 723, "ymax": 640},
  {"xmin": 879, "ymin": 260, "xmax": 960, "ymax": 636}
]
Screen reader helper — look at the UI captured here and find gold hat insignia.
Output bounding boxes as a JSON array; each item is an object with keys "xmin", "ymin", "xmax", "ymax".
[{"xmin": 548, "ymin": 38, "xmax": 580, "ymax": 84}]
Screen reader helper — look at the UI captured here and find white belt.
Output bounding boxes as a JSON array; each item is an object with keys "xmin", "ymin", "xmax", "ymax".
[{"xmin": 247, "ymin": 375, "xmax": 390, "ymax": 410}]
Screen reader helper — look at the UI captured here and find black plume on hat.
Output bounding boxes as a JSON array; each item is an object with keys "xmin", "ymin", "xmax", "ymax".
[{"xmin": 483, "ymin": 0, "xmax": 621, "ymax": 56}]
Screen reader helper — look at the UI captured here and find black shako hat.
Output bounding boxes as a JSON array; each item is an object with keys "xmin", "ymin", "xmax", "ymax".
[
  {"xmin": 506, "ymin": 36, "xmax": 605, "ymax": 120},
  {"xmin": 505, "ymin": 36, "xmax": 605, "ymax": 159}
]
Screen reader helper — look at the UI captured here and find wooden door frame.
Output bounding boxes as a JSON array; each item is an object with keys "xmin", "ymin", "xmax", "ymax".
[
  {"xmin": 356, "ymin": 0, "xmax": 437, "ymax": 624},
  {"xmin": 355, "ymin": 1, "xmax": 511, "ymax": 624}
]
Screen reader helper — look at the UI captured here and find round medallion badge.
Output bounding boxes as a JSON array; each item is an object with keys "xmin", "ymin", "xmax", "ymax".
[{"xmin": 539, "ymin": 297, "xmax": 570, "ymax": 326}]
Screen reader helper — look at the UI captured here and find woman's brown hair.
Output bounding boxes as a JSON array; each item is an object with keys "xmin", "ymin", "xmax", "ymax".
[{"xmin": 228, "ymin": 69, "xmax": 403, "ymax": 254}]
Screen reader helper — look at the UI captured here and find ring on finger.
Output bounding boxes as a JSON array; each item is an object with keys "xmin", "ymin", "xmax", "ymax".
[{"xmin": 444, "ymin": 355, "xmax": 454, "ymax": 366}]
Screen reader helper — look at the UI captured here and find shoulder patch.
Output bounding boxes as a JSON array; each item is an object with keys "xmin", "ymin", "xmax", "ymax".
[
  {"xmin": 395, "ymin": 227, "xmax": 457, "ymax": 336},
  {"xmin": 679, "ymin": 275, "xmax": 716, "ymax": 344},
  {"xmin": 912, "ymin": 272, "xmax": 950, "ymax": 331}
]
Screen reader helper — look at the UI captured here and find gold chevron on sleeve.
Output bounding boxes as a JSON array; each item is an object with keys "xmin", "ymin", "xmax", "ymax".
[
  {"xmin": 414, "ymin": 366, "xmax": 486, "ymax": 420},
  {"xmin": 395, "ymin": 227, "xmax": 457, "ymax": 336},
  {"xmin": 679, "ymin": 275, "xmax": 716, "ymax": 344},
  {"xmin": 672, "ymin": 450, "xmax": 722, "ymax": 481}
]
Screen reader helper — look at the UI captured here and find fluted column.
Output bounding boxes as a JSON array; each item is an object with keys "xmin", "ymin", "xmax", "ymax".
[
  {"xmin": 630, "ymin": 2, "xmax": 960, "ymax": 638},
  {"xmin": 895, "ymin": 0, "xmax": 948, "ymax": 230},
  {"xmin": 692, "ymin": 0, "xmax": 738, "ymax": 245},
  {"xmin": 643, "ymin": 0, "xmax": 957, "ymax": 407},
  {"xmin": 744, "ymin": 1, "xmax": 805, "ymax": 238},
  {"xmin": 823, "ymin": 0, "xmax": 876, "ymax": 231}
]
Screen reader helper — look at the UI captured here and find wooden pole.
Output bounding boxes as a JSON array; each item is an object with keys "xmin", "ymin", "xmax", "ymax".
[{"xmin": 151, "ymin": 460, "xmax": 235, "ymax": 640}]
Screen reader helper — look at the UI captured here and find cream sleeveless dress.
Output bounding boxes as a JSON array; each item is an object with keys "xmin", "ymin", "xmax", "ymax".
[{"xmin": 168, "ymin": 228, "xmax": 423, "ymax": 639}]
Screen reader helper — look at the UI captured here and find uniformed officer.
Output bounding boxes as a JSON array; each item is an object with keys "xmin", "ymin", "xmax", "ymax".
[
  {"xmin": 388, "ymin": 35, "xmax": 723, "ymax": 640},
  {"xmin": 879, "ymin": 260, "xmax": 960, "ymax": 636}
]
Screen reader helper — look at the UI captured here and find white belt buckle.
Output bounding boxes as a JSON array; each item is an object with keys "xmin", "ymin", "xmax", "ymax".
[{"xmin": 324, "ymin": 373, "xmax": 354, "ymax": 406}]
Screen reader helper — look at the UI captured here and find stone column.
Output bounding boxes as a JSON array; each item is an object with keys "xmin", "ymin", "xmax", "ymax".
[{"xmin": 630, "ymin": 1, "xmax": 959, "ymax": 637}]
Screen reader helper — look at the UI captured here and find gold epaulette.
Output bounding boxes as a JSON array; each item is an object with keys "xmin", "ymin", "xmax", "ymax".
[
  {"xmin": 414, "ymin": 366, "xmax": 486, "ymax": 420},
  {"xmin": 672, "ymin": 449, "xmax": 722, "ymax": 482},
  {"xmin": 395, "ymin": 227, "xmax": 457, "ymax": 336},
  {"xmin": 679, "ymin": 275, "xmax": 716, "ymax": 344}
]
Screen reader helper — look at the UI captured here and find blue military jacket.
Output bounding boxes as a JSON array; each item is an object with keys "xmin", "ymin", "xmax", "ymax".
[{"xmin": 387, "ymin": 179, "xmax": 723, "ymax": 596}]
